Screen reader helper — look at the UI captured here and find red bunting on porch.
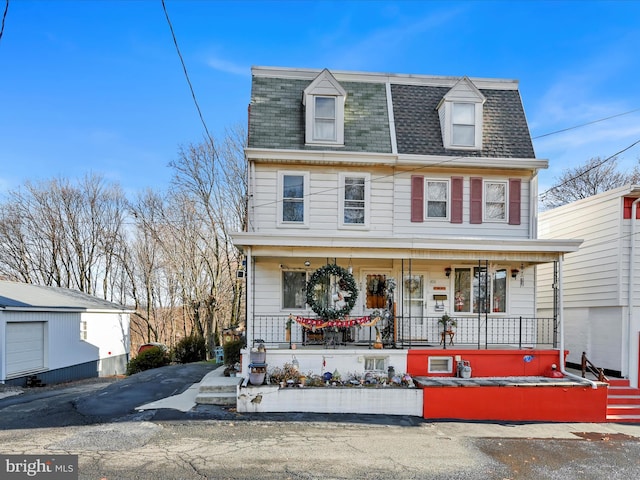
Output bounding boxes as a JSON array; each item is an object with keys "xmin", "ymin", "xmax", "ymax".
[{"xmin": 291, "ymin": 315, "xmax": 379, "ymax": 329}]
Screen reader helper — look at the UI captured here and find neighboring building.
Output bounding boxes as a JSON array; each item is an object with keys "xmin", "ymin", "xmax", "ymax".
[
  {"xmin": 0, "ymin": 280, "xmax": 130, "ymax": 386},
  {"xmin": 233, "ymin": 66, "xmax": 581, "ymax": 370},
  {"xmin": 538, "ymin": 185, "xmax": 640, "ymax": 387}
]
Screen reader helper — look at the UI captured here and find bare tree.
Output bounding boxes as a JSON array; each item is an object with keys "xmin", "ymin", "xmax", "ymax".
[
  {"xmin": 166, "ymin": 127, "xmax": 247, "ymax": 355},
  {"xmin": 541, "ymin": 157, "xmax": 640, "ymax": 209}
]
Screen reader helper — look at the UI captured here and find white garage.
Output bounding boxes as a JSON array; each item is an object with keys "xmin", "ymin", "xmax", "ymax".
[
  {"xmin": 1, "ymin": 280, "xmax": 131, "ymax": 386},
  {"xmin": 6, "ymin": 322, "xmax": 45, "ymax": 377}
]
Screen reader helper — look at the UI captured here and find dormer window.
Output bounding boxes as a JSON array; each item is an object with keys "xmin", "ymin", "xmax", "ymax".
[
  {"xmin": 452, "ymin": 103, "xmax": 476, "ymax": 147},
  {"xmin": 303, "ymin": 69, "xmax": 346, "ymax": 146},
  {"xmin": 314, "ymin": 96, "xmax": 337, "ymax": 141},
  {"xmin": 438, "ymin": 77, "xmax": 485, "ymax": 151}
]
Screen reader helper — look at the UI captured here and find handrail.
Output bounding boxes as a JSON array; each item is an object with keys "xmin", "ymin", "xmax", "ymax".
[{"xmin": 581, "ymin": 351, "xmax": 607, "ymax": 382}]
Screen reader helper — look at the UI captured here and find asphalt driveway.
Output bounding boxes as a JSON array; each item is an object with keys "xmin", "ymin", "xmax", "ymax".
[{"xmin": 0, "ymin": 362, "xmax": 221, "ymax": 429}]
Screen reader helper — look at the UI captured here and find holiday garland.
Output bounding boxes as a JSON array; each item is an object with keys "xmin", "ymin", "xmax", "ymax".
[{"xmin": 306, "ymin": 264, "xmax": 358, "ymax": 320}]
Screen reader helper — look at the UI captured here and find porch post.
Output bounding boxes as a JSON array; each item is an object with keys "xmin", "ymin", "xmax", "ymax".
[{"xmin": 245, "ymin": 246, "xmax": 254, "ymax": 348}]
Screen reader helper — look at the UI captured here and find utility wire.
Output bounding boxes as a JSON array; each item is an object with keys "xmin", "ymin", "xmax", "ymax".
[
  {"xmin": 538, "ymin": 138, "xmax": 640, "ymax": 200},
  {"xmin": 0, "ymin": 0, "xmax": 9, "ymax": 43},
  {"xmin": 161, "ymin": 0, "xmax": 215, "ymax": 149},
  {"xmin": 532, "ymin": 108, "xmax": 640, "ymax": 140}
]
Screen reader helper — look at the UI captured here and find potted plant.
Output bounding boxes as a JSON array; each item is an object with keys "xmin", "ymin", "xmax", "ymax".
[
  {"xmin": 438, "ymin": 313, "xmax": 456, "ymax": 347},
  {"xmin": 438, "ymin": 313, "xmax": 456, "ymax": 330}
]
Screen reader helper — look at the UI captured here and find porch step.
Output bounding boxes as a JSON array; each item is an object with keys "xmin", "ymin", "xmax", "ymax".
[
  {"xmin": 607, "ymin": 382, "xmax": 640, "ymax": 423},
  {"xmin": 608, "ymin": 386, "xmax": 640, "ymax": 396},
  {"xmin": 608, "ymin": 378, "xmax": 631, "ymax": 387},
  {"xmin": 194, "ymin": 374, "xmax": 242, "ymax": 406},
  {"xmin": 194, "ymin": 391, "xmax": 237, "ymax": 406},
  {"xmin": 608, "ymin": 395, "xmax": 640, "ymax": 405}
]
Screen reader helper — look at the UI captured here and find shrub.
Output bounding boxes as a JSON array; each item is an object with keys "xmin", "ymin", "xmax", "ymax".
[
  {"xmin": 223, "ymin": 338, "xmax": 245, "ymax": 365},
  {"xmin": 126, "ymin": 346, "xmax": 170, "ymax": 375},
  {"xmin": 172, "ymin": 334, "xmax": 207, "ymax": 364}
]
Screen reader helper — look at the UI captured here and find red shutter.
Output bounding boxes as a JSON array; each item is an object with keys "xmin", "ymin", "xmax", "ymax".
[
  {"xmin": 508, "ymin": 178, "xmax": 521, "ymax": 225},
  {"xmin": 451, "ymin": 176, "xmax": 463, "ymax": 223},
  {"xmin": 623, "ymin": 197, "xmax": 640, "ymax": 219},
  {"xmin": 470, "ymin": 177, "xmax": 482, "ymax": 224},
  {"xmin": 411, "ymin": 175, "xmax": 424, "ymax": 222}
]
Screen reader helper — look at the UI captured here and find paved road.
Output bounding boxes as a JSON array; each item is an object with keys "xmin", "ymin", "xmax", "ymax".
[{"xmin": 1, "ymin": 365, "xmax": 640, "ymax": 479}]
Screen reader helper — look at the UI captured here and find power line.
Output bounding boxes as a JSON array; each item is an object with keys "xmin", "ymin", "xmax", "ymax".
[
  {"xmin": 161, "ymin": 0, "xmax": 214, "ymax": 149},
  {"xmin": 0, "ymin": 0, "xmax": 9, "ymax": 43},
  {"xmin": 532, "ymin": 108, "xmax": 640, "ymax": 140},
  {"xmin": 538, "ymin": 138, "xmax": 640, "ymax": 200}
]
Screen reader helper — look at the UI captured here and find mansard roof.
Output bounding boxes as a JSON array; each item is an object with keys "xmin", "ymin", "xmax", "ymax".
[{"xmin": 248, "ymin": 67, "xmax": 536, "ymax": 159}]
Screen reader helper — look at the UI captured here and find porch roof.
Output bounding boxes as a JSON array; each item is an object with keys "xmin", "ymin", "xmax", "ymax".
[{"xmin": 232, "ymin": 233, "xmax": 582, "ymax": 263}]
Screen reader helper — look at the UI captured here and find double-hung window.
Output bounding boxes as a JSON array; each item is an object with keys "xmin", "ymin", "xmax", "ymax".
[
  {"xmin": 451, "ymin": 103, "xmax": 476, "ymax": 147},
  {"xmin": 278, "ymin": 172, "xmax": 309, "ymax": 227},
  {"xmin": 340, "ymin": 173, "xmax": 369, "ymax": 228},
  {"xmin": 426, "ymin": 180, "xmax": 449, "ymax": 219},
  {"xmin": 485, "ymin": 181, "xmax": 507, "ymax": 221},
  {"xmin": 314, "ymin": 97, "xmax": 336, "ymax": 142},
  {"xmin": 282, "ymin": 270, "xmax": 307, "ymax": 310}
]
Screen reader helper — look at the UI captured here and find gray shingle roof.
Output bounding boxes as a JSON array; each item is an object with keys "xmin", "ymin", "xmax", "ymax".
[
  {"xmin": 391, "ymin": 84, "xmax": 535, "ymax": 158},
  {"xmin": 0, "ymin": 281, "xmax": 128, "ymax": 311},
  {"xmin": 248, "ymin": 68, "xmax": 536, "ymax": 159}
]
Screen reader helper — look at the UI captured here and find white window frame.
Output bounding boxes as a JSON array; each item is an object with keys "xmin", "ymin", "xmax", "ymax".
[
  {"xmin": 444, "ymin": 101, "xmax": 483, "ymax": 150},
  {"xmin": 303, "ymin": 70, "xmax": 346, "ymax": 146},
  {"xmin": 80, "ymin": 319, "xmax": 88, "ymax": 341},
  {"xmin": 281, "ymin": 269, "xmax": 308, "ymax": 311},
  {"xmin": 364, "ymin": 356, "xmax": 387, "ymax": 372},
  {"xmin": 428, "ymin": 356, "xmax": 453, "ymax": 374},
  {"xmin": 425, "ymin": 179, "xmax": 450, "ymax": 220},
  {"xmin": 312, "ymin": 96, "xmax": 337, "ymax": 142},
  {"xmin": 483, "ymin": 180, "xmax": 508, "ymax": 222},
  {"xmin": 338, "ymin": 172, "xmax": 370, "ymax": 229},
  {"xmin": 277, "ymin": 171, "xmax": 310, "ymax": 228}
]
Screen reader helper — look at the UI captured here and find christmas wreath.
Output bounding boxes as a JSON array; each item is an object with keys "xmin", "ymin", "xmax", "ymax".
[{"xmin": 306, "ymin": 264, "xmax": 358, "ymax": 320}]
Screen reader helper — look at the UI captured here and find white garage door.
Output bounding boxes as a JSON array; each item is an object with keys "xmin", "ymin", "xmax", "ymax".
[{"xmin": 6, "ymin": 322, "xmax": 45, "ymax": 377}]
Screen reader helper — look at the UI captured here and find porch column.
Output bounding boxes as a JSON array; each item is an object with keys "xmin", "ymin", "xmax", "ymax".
[{"xmin": 245, "ymin": 246, "xmax": 254, "ymax": 349}]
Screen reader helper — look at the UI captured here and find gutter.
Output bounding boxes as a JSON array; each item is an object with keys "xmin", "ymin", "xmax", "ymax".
[{"xmin": 556, "ymin": 254, "xmax": 598, "ymax": 389}]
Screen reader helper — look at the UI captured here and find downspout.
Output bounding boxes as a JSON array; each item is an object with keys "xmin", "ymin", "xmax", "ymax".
[
  {"xmin": 627, "ymin": 198, "xmax": 640, "ymax": 387},
  {"xmin": 557, "ymin": 254, "xmax": 598, "ymax": 388}
]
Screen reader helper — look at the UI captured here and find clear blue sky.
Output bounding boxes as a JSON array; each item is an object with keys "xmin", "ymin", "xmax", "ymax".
[{"xmin": 2, "ymin": 0, "xmax": 640, "ymax": 197}]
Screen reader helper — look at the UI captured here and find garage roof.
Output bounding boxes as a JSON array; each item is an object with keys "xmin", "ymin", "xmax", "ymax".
[{"xmin": 0, "ymin": 281, "xmax": 129, "ymax": 312}]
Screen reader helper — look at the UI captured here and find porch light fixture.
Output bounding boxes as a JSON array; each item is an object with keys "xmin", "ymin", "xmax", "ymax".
[
  {"xmin": 347, "ymin": 258, "xmax": 353, "ymax": 274},
  {"xmin": 511, "ymin": 269, "xmax": 519, "ymax": 279},
  {"xmin": 445, "ymin": 267, "xmax": 452, "ymax": 277},
  {"xmin": 304, "ymin": 260, "xmax": 311, "ymax": 267}
]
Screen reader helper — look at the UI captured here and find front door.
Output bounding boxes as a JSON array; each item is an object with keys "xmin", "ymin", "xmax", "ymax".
[{"xmin": 357, "ymin": 271, "xmax": 393, "ymax": 343}]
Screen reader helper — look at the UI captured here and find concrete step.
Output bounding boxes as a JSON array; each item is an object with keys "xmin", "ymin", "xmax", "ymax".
[
  {"xmin": 198, "ymin": 376, "xmax": 243, "ymax": 393},
  {"xmin": 195, "ymin": 391, "xmax": 237, "ymax": 406}
]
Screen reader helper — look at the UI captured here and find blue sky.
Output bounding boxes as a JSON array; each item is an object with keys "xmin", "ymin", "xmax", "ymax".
[{"xmin": 1, "ymin": 0, "xmax": 640, "ymax": 196}]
